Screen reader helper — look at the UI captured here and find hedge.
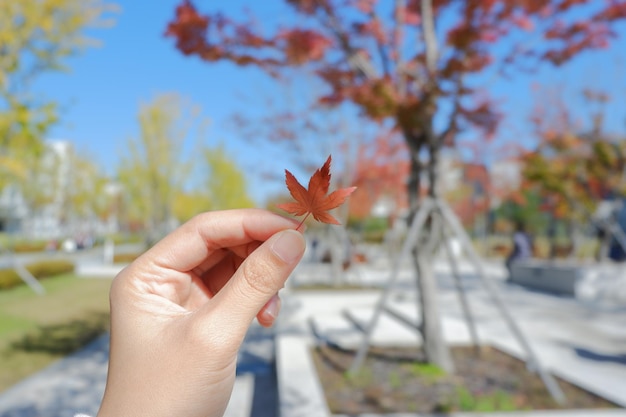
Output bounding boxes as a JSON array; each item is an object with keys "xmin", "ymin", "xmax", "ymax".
[{"xmin": 0, "ymin": 260, "xmax": 75, "ymax": 291}]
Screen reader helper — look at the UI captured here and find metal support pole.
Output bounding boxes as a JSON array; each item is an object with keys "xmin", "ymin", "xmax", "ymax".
[
  {"xmin": 349, "ymin": 199, "xmax": 433, "ymax": 374},
  {"xmin": 437, "ymin": 199, "xmax": 566, "ymax": 405},
  {"xmin": 439, "ymin": 212, "xmax": 480, "ymax": 351},
  {"xmin": 14, "ymin": 262, "xmax": 45, "ymax": 295}
]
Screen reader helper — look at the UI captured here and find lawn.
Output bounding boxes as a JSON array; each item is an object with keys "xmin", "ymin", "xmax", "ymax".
[{"xmin": 0, "ymin": 274, "xmax": 112, "ymax": 393}]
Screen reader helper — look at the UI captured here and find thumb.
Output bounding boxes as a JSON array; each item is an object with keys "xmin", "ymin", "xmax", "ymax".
[{"xmin": 209, "ymin": 229, "xmax": 305, "ymax": 332}]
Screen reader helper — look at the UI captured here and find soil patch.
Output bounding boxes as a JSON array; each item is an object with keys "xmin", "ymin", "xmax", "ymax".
[{"xmin": 311, "ymin": 344, "xmax": 619, "ymax": 414}]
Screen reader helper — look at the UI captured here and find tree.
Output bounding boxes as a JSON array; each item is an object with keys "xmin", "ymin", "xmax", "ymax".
[
  {"xmin": 228, "ymin": 74, "xmax": 379, "ymax": 213},
  {"xmin": 62, "ymin": 150, "xmax": 112, "ymax": 230},
  {"xmin": 520, "ymin": 88, "xmax": 626, "ymax": 258},
  {"xmin": 0, "ymin": 0, "xmax": 114, "ymax": 191},
  {"xmin": 349, "ymin": 130, "xmax": 408, "ymax": 221},
  {"xmin": 173, "ymin": 143, "xmax": 256, "ymax": 222},
  {"xmin": 166, "ymin": 0, "xmax": 626, "ymax": 371},
  {"xmin": 202, "ymin": 144, "xmax": 256, "ymax": 211},
  {"xmin": 117, "ymin": 93, "xmax": 200, "ymax": 241}
]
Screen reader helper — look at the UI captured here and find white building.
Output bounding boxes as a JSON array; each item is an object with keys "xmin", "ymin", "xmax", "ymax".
[{"xmin": 0, "ymin": 140, "xmax": 119, "ymax": 239}]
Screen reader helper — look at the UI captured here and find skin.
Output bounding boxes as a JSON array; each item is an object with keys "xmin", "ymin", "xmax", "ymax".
[{"xmin": 96, "ymin": 209, "xmax": 306, "ymax": 417}]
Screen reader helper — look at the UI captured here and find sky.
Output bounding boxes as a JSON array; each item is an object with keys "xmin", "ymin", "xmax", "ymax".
[{"xmin": 38, "ymin": 1, "xmax": 626, "ymax": 205}]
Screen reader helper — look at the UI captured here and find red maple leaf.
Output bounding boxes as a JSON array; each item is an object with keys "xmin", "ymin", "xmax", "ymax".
[{"xmin": 277, "ymin": 155, "xmax": 356, "ymax": 226}]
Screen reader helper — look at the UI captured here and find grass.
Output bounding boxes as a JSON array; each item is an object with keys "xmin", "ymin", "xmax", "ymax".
[
  {"xmin": 0, "ymin": 274, "xmax": 112, "ymax": 393},
  {"xmin": 454, "ymin": 386, "xmax": 520, "ymax": 412}
]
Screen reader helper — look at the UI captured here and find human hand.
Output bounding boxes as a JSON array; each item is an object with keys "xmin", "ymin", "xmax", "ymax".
[{"xmin": 96, "ymin": 209, "xmax": 306, "ymax": 417}]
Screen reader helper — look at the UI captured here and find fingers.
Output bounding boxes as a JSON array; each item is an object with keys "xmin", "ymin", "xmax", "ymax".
[
  {"xmin": 142, "ymin": 209, "xmax": 299, "ymax": 274},
  {"xmin": 257, "ymin": 294, "xmax": 281, "ymax": 327},
  {"xmin": 208, "ymin": 229, "xmax": 305, "ymax": 332}
]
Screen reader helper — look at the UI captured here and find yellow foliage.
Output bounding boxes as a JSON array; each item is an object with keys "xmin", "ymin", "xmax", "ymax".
[{"xmin": 0, "ymin": 0, "xmax": 116, "ymax": 191}]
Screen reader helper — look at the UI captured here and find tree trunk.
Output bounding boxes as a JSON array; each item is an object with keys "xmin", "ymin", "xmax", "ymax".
[
  {"xmin": 405, "ymin": 131, "xmax": 454, "ymax": 373},
  {"xmin": 415, "ymin": 250, "xmax": 454, "ymax": 372}
]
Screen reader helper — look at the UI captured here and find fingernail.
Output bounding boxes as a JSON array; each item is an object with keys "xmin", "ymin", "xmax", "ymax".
[
  {"xmin": 265, "ymin": 294, "xmax": 281, "ymax": 319},
  {"xmin": 271, "ymin": 230, "xmax": 305, "ymax": 263}
]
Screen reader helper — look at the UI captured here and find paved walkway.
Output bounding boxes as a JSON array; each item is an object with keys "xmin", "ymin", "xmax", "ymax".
[
  {"xmin": 1, "ymin": 255, "xmax": 625, "ymax": 416},
  {"xmin": 0, "ymin": 325, "xmax": 276, "ymax": 417},
  {"xmin": 276, "ymin": 256, "xmax": 626, "ymax": 416}
]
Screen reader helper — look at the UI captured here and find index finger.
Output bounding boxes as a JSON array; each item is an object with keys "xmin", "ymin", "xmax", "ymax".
[{"xmin": 143, "ymin": 209, "xmax": 299, "ymax": 273}]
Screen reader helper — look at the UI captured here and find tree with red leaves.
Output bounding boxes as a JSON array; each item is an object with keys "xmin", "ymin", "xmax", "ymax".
[
  {"xmin": 166, "ymin": 0, "xmax": 626, "ymax": 371},
  {"xmin": 349, "ymin": 130, "xmax": 409, "ymax": 220},
  {"xmin": 520, "ymin": 87, "xmax": 626, "ymax": 259}
]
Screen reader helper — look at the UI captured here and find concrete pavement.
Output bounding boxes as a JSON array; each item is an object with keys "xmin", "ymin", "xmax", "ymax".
[
  {"xmin": 0, "ymin": 253, "xmax": 625, "ymax": 416},
  {"xmin": 276, "ymin": 256, "xmax": 626, "ymax": 416},
  {"xmin": 0, "ymin": 325, "xmax": 275, "ymax": 417}
]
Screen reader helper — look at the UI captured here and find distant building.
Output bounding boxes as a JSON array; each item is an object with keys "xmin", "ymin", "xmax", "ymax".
[
  {"xmin": 490, "ymin": 159, "xmax": 522, "ymax": 208},
  {"xmin": 0, "ymin": 184, "xmax": 28, "ymax": 233},
  {"xmin": 0, "ymin": 140, "xmax": 119, "ymax": 239}
]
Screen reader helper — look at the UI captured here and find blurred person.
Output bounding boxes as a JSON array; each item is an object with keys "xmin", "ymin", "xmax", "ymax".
[
  {"xmin": 607, "ymin": 199, "xmax": 626, "ymax": 263},
  {"xmin": 505, "ymin": 219, "xmax": 533, "ymax": 279},
  {"xmin": 75, "ymin": 209, "xmax": 306, "ymax": 417}
]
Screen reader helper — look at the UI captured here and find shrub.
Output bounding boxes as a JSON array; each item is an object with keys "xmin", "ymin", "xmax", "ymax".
[
  {"xmin": 0, "ymin": 269, "xmax": 21, "ymax": 290},
  {"xmin": 26, "ymin": 260, "xmax": 75, "ymax": 278},
  {"xmin": 0, "ymin": 259, "xmax": 75, "ymax": 291},
  {"xmin": 112, "ymin": 252, "xmax": 142, "ymax": 264},
  {"xmin": 11, "ymin": 241, "xmax": 48, "ymax": 253}
]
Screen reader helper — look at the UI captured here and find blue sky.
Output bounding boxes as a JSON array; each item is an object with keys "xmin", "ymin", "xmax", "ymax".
[{"xmin": 38, "ymin": 1, "xmax": 626, "ymax": 204}]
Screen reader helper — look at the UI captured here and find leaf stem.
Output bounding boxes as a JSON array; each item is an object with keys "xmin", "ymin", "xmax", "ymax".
[{"xmin": 296, "ymin": 213, "xmax": 311, "ymax": 232}]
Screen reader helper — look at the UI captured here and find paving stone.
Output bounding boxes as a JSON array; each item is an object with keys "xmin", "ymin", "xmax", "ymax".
[{"xmin": 277, "ymin": 259, "xmax": 626, "ymax": 417}]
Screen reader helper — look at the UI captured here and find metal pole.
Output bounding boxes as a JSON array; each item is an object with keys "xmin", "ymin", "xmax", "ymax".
[
  {"xmin": 437, "ymin": 198, "xmax": 566, "ymax": 404},
  {"xmin": 349, "ymin": 199, "xmax": 433, "ymax": 374},
  {"xmin": 438, "ymin": 211, "xmax": 480, "ymax": 351},
  {"xmin": 14, "ymin": 262, "xmax": 45, "ymax": 295}
]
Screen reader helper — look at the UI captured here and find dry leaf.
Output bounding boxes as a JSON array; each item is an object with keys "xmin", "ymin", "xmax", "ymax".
[{"xmin": 277, "ymin": 155, "xmax": 356, "ymax": 225}]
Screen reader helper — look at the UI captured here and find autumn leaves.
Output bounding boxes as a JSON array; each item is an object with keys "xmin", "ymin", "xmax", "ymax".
[{"xmin": 278, "ymin": 155, "xmax": 356, "ymax": 229}]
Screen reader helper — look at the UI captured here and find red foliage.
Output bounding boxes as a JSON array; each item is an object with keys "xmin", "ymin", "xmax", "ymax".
[
  {"xmin": 450, "ymin": 163, "xmax": 492, "ymax": 227},
  {"xmin": 277, "ymin": 155, "xmax": 356, "ymax": 225},
  {"xmin": 166, "ymin": 0, "xmax": 625, "ymax": 142},
  {"xmin": 279, "ymin": 29, "xmax": 333, "ymax": 65},
  {"xmin": 165, "ymin": 0, "xmax": 625, "ymax": 209},
  {"xmin": 349, "ymin": 131, "xmax": 409, "ymax": 219}
]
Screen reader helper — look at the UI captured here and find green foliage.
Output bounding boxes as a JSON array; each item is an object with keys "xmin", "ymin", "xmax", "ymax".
[
  {"xmin": 12, "ymin": 313, "xmax": 109, "ymax": 354},
  {"xmin": 63, "ymin": 150, "xmax": 111, "ymax": 220},
  {"xmin": 493, "ymin": 190, "xmax": 549, "ymax": 236},
  {"xmin": 0, "ymin": 274, "xmax": 111, "ymax": 391},
  {"xmin": 26, "ymin": 259, "xmax": 74, "ymax": 277},
  {"xmin": 343, "ymin": 367, "xmax": 374, "ymax": 388},
  {"xmin": 10, "ymin": 240, "xmax": 49, "ymax": 253},
  {"xmin": 0, "ymin": 0, "xmax": 115, "ymax": 190},
  {"xmin": 409, "ymin": 362, "xmax": 446, "ymax": 379},
  {"xmin": 117, "ymin": 93, "xmax": 200, "ymax": 234},
  {"xmin": 0, "ymin": 260, "xmax": 75, "ymax": 291},
  {"xmin": 454, "ymin": 386, "xmax": 519, "ymax": 412},
  {"xmin": 112, "ymin": 252, "xmax": 142, "ymax": 264},
  {"xmin": 347, "ymin": 216, "xmax": 389, "ymax": 243},
  {"xmin": 203, "ymin": 144, "xmax": 255, "ymax": 211},
  {"xmin": 521, "ymin": 133, "xmax": 626, "ymax": 223},
  {"xmin": 388, "ymin": 370, "xmax": 402, "ymax": 389},
  {"xmin": 0, "ymin": 270, "xmax": 21, "ymax": 290}
]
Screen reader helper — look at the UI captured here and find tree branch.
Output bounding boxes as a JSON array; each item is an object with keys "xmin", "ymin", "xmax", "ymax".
[
  {"xmin": 394, "ymin": 0, "xmax": 406, "ymax": 98},
  {"xmin": 367, "ymin": 9, "xmax": 390, "ymax": 77},
  {"xmin": 320, "ymin": 7, "xmax": 378, "ymax": 80},
  {"xmin": 420, "ymin": 0, "xmax": 438, "ymax": 75},
  {"xmin": 437, "ymin": 75, "xmax": 463, "ymax": 146}
]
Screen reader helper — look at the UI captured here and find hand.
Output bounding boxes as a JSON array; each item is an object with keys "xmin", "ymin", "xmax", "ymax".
[{"xmin": 96, "ymin": 209, "xmax": 306, "ymax": 417}]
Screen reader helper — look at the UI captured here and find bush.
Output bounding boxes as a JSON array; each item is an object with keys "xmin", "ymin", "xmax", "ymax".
[
  {"xmin": 10, "ymin": 240, "xmax": 48, "ymax": 253},
  {"xmin": 0, "ymin": 269, "xmax": 21, "ymax": 290},
  {"xmin": 26, "ymin": 259, "xmax": 75, "ymax": 278},
  {"xmin": 0, "ymin": 259, "xmax": 75, "ymax": 291},
  {"xmin": 112, "ymin": 252, "xmax": 142, "ymax": 264}
]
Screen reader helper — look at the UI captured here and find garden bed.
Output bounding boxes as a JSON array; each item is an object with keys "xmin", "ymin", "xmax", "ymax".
[{"xmin": 311, "ymin": 344, "xmax": 619, "ymax": 414}]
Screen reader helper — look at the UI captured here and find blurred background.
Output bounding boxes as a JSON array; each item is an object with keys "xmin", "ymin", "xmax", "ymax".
[{"xmin": 1, "ymin": 0, "xmax": 626, "ymax": 413}]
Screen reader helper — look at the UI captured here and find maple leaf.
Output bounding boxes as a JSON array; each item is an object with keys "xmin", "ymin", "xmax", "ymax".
[{"xmin": 277, "ymin": 155, "xmax": 356, "ymax": 226}]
